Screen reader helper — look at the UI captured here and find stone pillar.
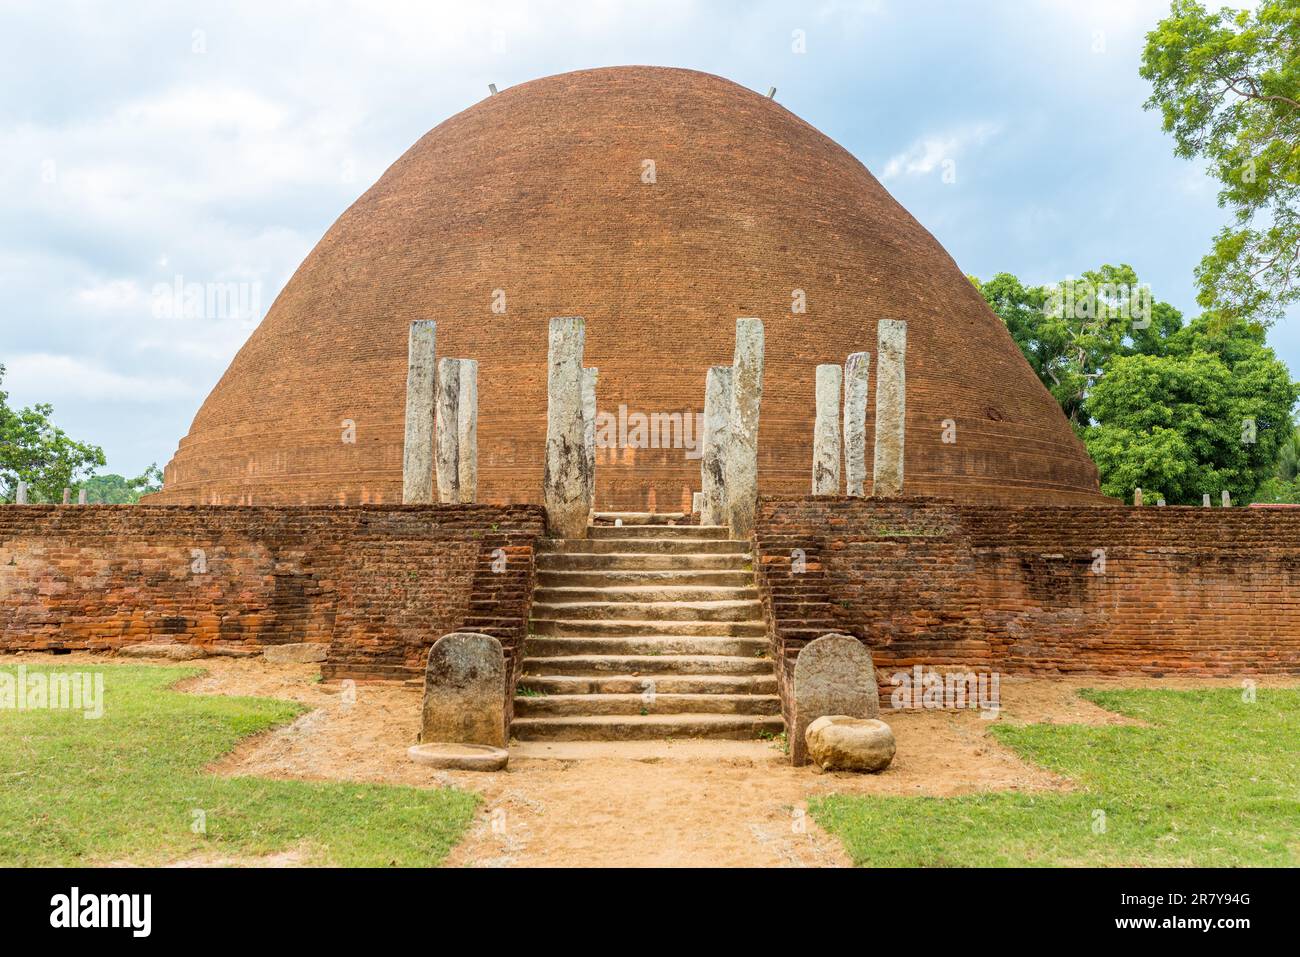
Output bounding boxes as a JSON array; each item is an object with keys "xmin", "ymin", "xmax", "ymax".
[
  {"xmin": 78, "ymin": 489, "xmax": 87, "ymax": 505},
  {"xmin": 871, "ymin": 320, "xmax": 906, "ymax": 497},
  {"xmin": 1222, "ymin": 490, "xmax": 1231, "ymax": 507},
  {"xmin": 725, "ymin": 318, "xmax": 764, "ymax": 538},
  {"xmin": 843, "ymin": 351, "xmax": 870, "ymax": 496},
  {"xmin": 582, "ymin": 367, "xmax": 598, "ymax": 517},
  {"xmin": 402, "ymin": 320, "xmax": 437, "ymax": 504},
  {"xmin": 700, "ymin": 365, "xmax": 734, "ymax": 526},
  {"xmin": 543, "ymin": 317, "xmax": 590, "ymax": 539},
  {"xmin": 62, "ymin": 488, "xmax": 71, "ymax": 505},
  {"xmin": 456, "ymin": 359, "xmax": 478, "ymax": 503},
  {"xmin": 435, "ymin": 357, "xmax": 460, "ymax": 504},
  {"xmin": 15, "ymin": 481, "xmax": 27, "ymax": 504},
  {"xmin": 812, "ymin": 364, "xmax": 843, "ymax": 495},
  {"xmin": 1202, "ymin": 493, "xmax": 1211, "ymax": 507},
  {"xmin": 1134, "ymin": 488, "xmax": 1143, "ymax": 507}
]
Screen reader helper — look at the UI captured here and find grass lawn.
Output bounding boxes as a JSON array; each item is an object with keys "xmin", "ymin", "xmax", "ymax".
[
  {"xmin": 811, "ymin": 687, "xmax": 1300, "ymax": 867},
  {"xmin": 0, "ymin": 664, "xmax": 478, "ymax": 867}
]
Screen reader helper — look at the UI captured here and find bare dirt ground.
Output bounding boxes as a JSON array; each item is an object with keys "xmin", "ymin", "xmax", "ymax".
[{"xmin": 12, "ymin": 652, "xmax": 1294, "ymax": 868}]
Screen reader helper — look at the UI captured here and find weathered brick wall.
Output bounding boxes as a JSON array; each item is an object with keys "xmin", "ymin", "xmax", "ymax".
[
  {"xmin": 0, "ymin": 504, "xmax": 545, "ymax": 683},
  {"xmin": 756, "ymin": 497, "xmax": 1300, "ymax": 680}
]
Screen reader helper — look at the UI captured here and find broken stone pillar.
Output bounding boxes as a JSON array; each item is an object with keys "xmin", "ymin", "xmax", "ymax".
[
  {"xmin": 1222, "ymin": 490, "xmax": 1231, "ymax": 507},
  {"xmin": 456, "ymin": 359, "xmax": 478, "ymax": 503},
  {"xmin": 15, "ymin": 481, "xmax": 27, "ymax": 504},
  {"xmin": 62, "ymin": 488, "xmax": 71, "ymax": 505},
  {"xmin": 78, "ymin": 489, "xmax": 87, "ymax": 505},
  {"xmin": 1134, "ymin": 488, "xmax": 1143, "ymax": 506},
  {"xmin": 871, "ymin": 320, "xmax": 906, "ymax": 497},
  {"xmin": 700, "ymin": 365, "xmax": 734, "ymax": 526},
  {"xmin": 790, "ymin": 633, "xmax": 880, "ymax": 767},
  {"xmin": 419, "ymin": 632, "xmax": 506, "ymax": 747},
  {"xmin": 843, "ymin": 351, "xmax": 871, "ymax": 496},
  {"xmin": 812, "ymin": 364, "xmax": 843, "ymax": 495},
  {"xmin": 725, "ymin": 318, "xmax": 764, "ymax": 538},
  {"xmin": 402, "ymin": 320, "xmax": 437, "ymax": 504},
  {"xmin": 1203, "ymin": 493, "xmax": 1211, "ymax": 507},
  {"xmin": 582, "ymin": 367, "xmax": 598, "ymax": 517},
  {"xmin": 543, "ymin": 316, "xmax": 590, "ymax": 539},
  {"xmin": 435, "ymin": 357, "xmax": 461, "ymax": 504}
]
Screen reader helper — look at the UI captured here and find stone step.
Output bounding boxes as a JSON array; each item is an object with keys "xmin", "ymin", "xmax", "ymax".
[
  {"xmin": 521, "ymin": 653, "xmax": 774, "ymax": 676},
  {"xmin": 537, "ymin": 568, "xmax": 754, "ymax": 587},
  {"xmin": 533, "ymin": 584, "xmax": 758, "ymax": 603},
  {"xmin": 511, "ymin": 713, "xmax": 785, "ymax": 741},
  {"xmin": 538, "ymin": 539, "xmax": 747, "ymax": 556},
  {"xmin": 587, "ymin": 524, "xmax": 730, "ymax": 540},
  {"xmin": 517, "ymin": 673, "xmax": 778, "ymax": 695},
  {"xmin": 530, "ymin": 599, "xmax": 761, "ymax": 622},
  {"xmin": 536, "ymin": 552, "xmax": 752, "ymax": 572},
  {"xmin": 524, "ymin": 634, "xmax": 769, "ymax": 657},
  {"xmin": 593, "ymin": 512, "xmax": 689, "ymax": 525},
  {"xmin": 514, "ymin": 693, "xmax": 782, "ymax": 718},
  {"xmin": 529, "ymin": 617, "xmax": 766, "ymax": 637}
]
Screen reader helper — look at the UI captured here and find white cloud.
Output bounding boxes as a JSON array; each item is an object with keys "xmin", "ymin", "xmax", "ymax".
[
  {"xmin": 881, "ymin": 123, "xmax": 1001, "ymax": 181},
  {"xmin": 4, "ymin": 353, "xmax": 198, "ymax": 403}
]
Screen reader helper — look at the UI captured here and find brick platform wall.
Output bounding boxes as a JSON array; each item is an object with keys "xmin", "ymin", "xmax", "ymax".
[
  {"xmin": 756, "ymin": 497, "xmax": 1300, "ymax": 687},
  {"xmin": 0, "ymin": 504, "xmax": 545, "ymax": 684}
]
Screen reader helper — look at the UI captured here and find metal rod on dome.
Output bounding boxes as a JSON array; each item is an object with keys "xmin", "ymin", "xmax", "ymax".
[
  {"xmin": 871, "ymin": 320, "xmax": 906, "ymax": 497},
  {"xmin": 402, "ymin": 320, "xmax": 437, "ymax": 504}
]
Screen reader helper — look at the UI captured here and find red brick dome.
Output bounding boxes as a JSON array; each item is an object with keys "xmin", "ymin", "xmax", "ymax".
[{"xmin": 153, "ymin": 66, "xmax": 1102, "ymax": 508}]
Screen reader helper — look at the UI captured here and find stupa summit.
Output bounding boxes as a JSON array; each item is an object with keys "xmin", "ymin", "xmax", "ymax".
[{"xmin": 152, "ymin": 66, "xmax": 1103, "ymax": 509}]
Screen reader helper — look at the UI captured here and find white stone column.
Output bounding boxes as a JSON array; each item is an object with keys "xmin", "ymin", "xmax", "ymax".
[
  {"xmin": 582, "ymin": 367, "xmax": 598, "ymax": 517},
  {"xmin": 812, "ymin": 364, "xmax": 843, "ymax": 495},
  {"xmin": 726, "ymin": 318, "xmax": 764, "ymax": 538},
  {"xmin": 457, "ymin": 359, "xmax": 478, "ymax": 503},
  {"xmin": 16, "ymin": 480, "xmax": 28, "ymax": 504},
  {"xmin": 78, "ymin": 489, "xmax": 87, "ymax": 505},
  {"xmin": 871, "ymin": 319, "xmax": 906, "ymax": 497},
  {"xmin": 543, "ymin": 317, "xmax": 590, "ymax": 539},
  {"xmin": 843, "ymin": 351, "xmax": 871, "ymax": 496},
  {"xmin": 435, "ymin": 357, "xmax": 461, "ymax": 504},
  {"xmin": 402, "ymin": 320, "xmax": 437, "ymax": 504},
  {"xmin": 700, "ymin": 365, "xmax": 734, "ymax": 526}
]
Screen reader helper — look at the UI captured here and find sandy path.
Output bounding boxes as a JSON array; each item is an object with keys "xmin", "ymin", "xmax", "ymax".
[{"xmin": 9, "ymin": 653, "xmax": 1291, "ymax": 867}]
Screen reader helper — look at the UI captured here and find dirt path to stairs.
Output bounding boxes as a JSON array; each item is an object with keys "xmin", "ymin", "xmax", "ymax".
[{"xmin": 20, "ymin": 653, "xmax": 1287, "ymax": 867}]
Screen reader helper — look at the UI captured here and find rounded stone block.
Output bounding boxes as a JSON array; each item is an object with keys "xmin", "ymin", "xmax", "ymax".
[
  {"xmin": 791, "ymin": 633, "xmax": 879, "ymax": 766},
  {"xmin": 805, "ymin": 715, "xmax": 895, "ymax": 773},
  {"xmin": 420, "ymin": 631, "xmax": 507, "ymax": 747},
  {"xmin": 407, "ymin": 742, "xmax": 509, "ymax": 772}
]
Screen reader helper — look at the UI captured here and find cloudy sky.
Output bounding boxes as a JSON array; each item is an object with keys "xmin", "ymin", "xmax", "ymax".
[{"xmin": 2, "ymin": 0, "xmax": 1293, "ymax": 479}]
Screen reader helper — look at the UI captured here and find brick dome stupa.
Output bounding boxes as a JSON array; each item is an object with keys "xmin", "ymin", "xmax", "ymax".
[{"xmin": 151, "ymin": 66, "xmax": 1103, "ymax": 509}]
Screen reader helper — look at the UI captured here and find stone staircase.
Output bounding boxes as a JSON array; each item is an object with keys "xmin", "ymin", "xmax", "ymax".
[{"xmin": 513, "ymin": 513, "xmax": 784, "ymax": 741}]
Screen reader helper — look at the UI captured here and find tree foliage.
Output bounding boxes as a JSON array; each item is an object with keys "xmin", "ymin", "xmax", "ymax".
[
  {"xmin": 80, "ymin": 466, "xmax": 163, "ymax": 504},
  {"xmin": 1141, "ymin": 0, "xmax": 1300, "ymax": 322},
  {"xmin": 975, "ymin": 269, "xmax": 1299, "ymax": 504},
  {"xmin": 0, "ymin": 365, "xmax": 106, "ymax": 503}
]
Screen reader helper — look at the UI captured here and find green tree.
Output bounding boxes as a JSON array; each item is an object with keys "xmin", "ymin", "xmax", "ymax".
[
  {"xmin": 976, "ymin": 270, "xmax": 1299, "ymax": 504},
  {"xmin": 975, "ymin": 265, "xmax": 1181, "ymax": 430},
  {"xmin": 0, "ymin": 364, "xmax": 106, "ymax": 502},
  {"xmin": 1141, "ymin": 0, "xmax": 1300, "ymax": 322},
  {"xmin": 1084, "ymin": 322, "xmax": 1297, "ymax": 503},
  {"xmin": 80, "ymin": 465, "xmax": 163, "ymax": 504}
]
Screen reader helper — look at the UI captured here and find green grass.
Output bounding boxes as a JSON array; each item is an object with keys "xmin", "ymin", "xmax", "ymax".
[
  {"xmin": 811, "ymin": 687, "xmax": 1300, "ymax": 867},
  {"xmin": 0, "ymin": 664, "xmax": 479, "ymax": 867}
]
